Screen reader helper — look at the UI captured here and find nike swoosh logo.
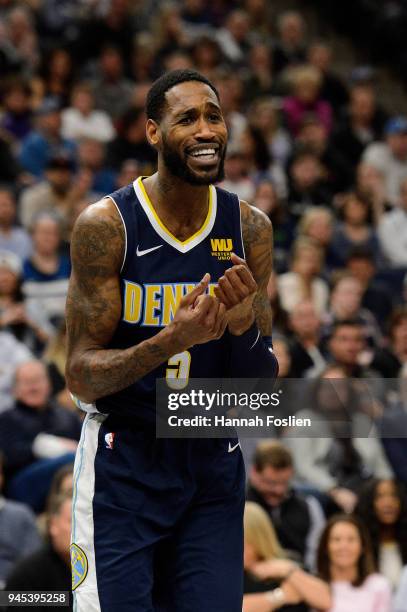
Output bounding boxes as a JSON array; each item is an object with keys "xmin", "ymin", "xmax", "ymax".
[
  {"xmin": 136, "ymin": 244, "xmax": 163, "ymax": 257},
  {"xmin": 228, "ymin": 441, "xmax": 241, "ymax": 453}
]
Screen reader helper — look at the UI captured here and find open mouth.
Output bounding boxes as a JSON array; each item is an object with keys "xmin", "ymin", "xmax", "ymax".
[{"xmin": 187, "ymin": 144, "xmax": 220, "ymax": 166}]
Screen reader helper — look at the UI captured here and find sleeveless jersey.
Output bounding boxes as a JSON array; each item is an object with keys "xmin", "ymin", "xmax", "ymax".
[{"xmin": 93, "ymin": 176, "xmax": 245, "ymax": 421}]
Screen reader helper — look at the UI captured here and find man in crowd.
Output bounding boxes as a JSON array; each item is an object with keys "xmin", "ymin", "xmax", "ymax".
[{"xmin": 246, "ymin": 440, "xmax": 325, "ymax": 570}]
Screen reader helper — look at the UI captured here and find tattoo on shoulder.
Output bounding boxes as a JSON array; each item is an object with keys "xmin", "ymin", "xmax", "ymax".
[{"xmin": 71, "ymin": 203, "xmax": 125, "ymax": 283}]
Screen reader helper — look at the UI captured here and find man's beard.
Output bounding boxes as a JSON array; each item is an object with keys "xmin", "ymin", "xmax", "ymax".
[{"xmin": 162, "ymin": 136, "xmax": 226, "ymax": 185}]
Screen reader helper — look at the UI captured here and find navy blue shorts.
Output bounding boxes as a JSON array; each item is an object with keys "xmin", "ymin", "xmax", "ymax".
[{"xmin": 71, "ymin": 413, "xmax": 245, "ymax": 612}]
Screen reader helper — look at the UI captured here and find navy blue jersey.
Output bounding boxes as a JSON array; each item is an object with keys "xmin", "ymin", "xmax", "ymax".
[{"xmin": 92, "ymin": 177, "xmax": 245, "ymax": 421}]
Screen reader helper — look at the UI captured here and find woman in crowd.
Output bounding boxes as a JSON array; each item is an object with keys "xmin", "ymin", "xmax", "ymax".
[
  {"xmin": 277, "ymin": 237, "xmax": 329, "ymax": 315},
  {"xmin": 248, "ymin": 98, "xmax": 292, "ymax": 166},
  {"xmin": 330, "ymin": 191, "xmax": 382, "ymax": 269},
  {"xmin": 243, "ymin": 501, "xmax": 331, "ymax": 611},
  {"xmin": 297, "ymin": 207, "xmax": 335, "ymax": 273},
  {"xmin": 317, "ymin": 515, "xmax": 392, "ymax": 611},
  {"xmin": 284, "ymin": 365, "xmax": 393, "ymax": 514},
  {"xmin": 283, "ymin": 65, "xmax": 333, "ymax": 137},
  {"xmin": 0, "ymin": 250, "xmax": 52, "ymax": 355},
  {"xmin": 355, "ymin": 479, "xmax": 407, "ymax": 590}
]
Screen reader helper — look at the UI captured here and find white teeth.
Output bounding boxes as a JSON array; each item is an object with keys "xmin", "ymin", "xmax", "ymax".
[{"xmin": 191, "ymin": 148, "xmax": 216, "ymax": 157}]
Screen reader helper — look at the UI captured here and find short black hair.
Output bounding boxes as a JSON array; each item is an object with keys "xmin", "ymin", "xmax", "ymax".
[{"xmin": 146, "ymin": 69, "xmax": 220, "ymax": 123}]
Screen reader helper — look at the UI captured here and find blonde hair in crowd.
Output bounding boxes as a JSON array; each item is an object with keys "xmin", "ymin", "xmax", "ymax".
[{"xmin": 244, "ymin": 502, "xmax": 285, "ymax": 561}]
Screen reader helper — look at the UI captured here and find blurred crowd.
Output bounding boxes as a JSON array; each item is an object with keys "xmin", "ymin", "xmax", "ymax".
[{"xmin": 0, "ymin": 0, "xmax": 406, "ymax": 611}]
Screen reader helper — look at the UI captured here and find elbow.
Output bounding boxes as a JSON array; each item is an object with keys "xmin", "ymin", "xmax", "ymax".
[{"xmin": 65, "ymin": 359, "xmax": 97, "ymax": 405}]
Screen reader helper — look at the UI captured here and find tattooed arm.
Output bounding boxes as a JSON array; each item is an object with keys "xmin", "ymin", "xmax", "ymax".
[
  {"xmin": 65, "ymin": 199, "xmax": 226, "ymax": 403},
  {"xmin": 240, "ymin": 200, "xmax": 273, "ymax": 336}
]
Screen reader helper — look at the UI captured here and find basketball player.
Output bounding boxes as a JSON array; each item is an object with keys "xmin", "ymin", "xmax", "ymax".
[{"xmin": 66, "ymin": 69, "xmax": 278, "ymax": 611}]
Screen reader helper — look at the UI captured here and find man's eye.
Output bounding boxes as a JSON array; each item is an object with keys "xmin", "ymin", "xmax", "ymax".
[
  {"xmin": 209, "ymin": 114, "xmax": 221, "ymax": 121},
  {"xmin": 179, "ymin": 117, "xmax": 193, "ymax": 125}
]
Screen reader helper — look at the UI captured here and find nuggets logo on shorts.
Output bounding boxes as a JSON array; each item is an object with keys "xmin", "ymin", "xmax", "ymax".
[{"xmin": 70, "ymin": 543, "xmax": 88, "ymax": 590}]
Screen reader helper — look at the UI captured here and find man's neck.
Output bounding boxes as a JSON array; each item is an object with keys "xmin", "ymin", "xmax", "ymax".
[{"xmin": 143, "ymin": 170, "xmax": 210, "ymax": 241}]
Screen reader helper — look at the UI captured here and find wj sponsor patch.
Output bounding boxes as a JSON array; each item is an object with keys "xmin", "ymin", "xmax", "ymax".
[
  {"xmin": 71, "ymin": 543, "xmax": 88, "ymax": 591},
  {"xmin": 210, "ymin": 238, "xmax": 233, "ymax": 260}
]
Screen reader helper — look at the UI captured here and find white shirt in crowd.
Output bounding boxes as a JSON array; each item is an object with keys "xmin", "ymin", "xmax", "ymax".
[
  {"xmin": 363, "ymin": 142, "xmax": 407, "ymax": 207},
  {"xmin": 378, "ymin": 208, "xmax": 407, "ymax": 267},
  {"xmin": 61, "ymin": 108, "xmax": 116, "ymax": 143}
]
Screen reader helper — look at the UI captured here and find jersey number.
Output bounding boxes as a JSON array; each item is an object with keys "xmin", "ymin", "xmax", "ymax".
[{"xmin": 166, "ymin": 351, "xmax": 191, "ymax": 389}]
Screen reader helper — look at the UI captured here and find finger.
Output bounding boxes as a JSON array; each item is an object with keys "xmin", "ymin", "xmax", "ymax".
[
  {"xmin": 218, "ymin": 275, "xmax": 240, "ymax": 306},
  {"xmin": 182, "ymin": 273, "xmax": 210, "ymax": 306},
  {"xmin": 204, "ymin": 298, "xmax": 219, "ymax": 329},
  {"xmin": 230, "ymin": 252, "xmax": 247, "ymax": 266},
  {"xmin": 225, "ymin": 267, "xmax": 251, "ymax": 298},
  {"xmin": 213, "ymin": 285, "xmax": 233, "ymax": 308},
  {"xmin": 231, "ymin": 265, "xmax": 258, "ymax": 293}
]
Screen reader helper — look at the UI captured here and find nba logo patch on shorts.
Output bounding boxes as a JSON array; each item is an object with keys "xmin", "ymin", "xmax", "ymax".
[
  {"xmin": 71, "ymin": 543, "xmax": 88, "ymax": 590},
  {"xmin": 105, "ymin": 432, "xmax": 115, "ymax": 449}
]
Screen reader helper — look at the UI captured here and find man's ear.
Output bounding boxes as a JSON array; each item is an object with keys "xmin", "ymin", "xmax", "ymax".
[{"xmin": 146, "ymin": 118, "xmax": 160, "ymax": 147}]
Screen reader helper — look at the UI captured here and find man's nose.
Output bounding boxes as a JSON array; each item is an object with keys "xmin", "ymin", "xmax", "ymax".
[{"xmin": 194, "ymin": 116, "xmax": 215, "ymax": 139}]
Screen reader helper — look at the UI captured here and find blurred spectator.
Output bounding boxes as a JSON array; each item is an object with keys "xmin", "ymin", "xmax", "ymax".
[
  {"xmin": 238, "ymin": 126, "xmax": 287, "ymax": 199},
  {"xmin": 114, "ymin": 160, "xmax": 140, "ymax": 190},
  {"xmin": 295, "ymin": 115, "xmax": 352, "ymax": 193},
  {"xmin": 36, "ymin": 48, "xmax": 75, "ymax": 106},
  {"xmin": 252, "ymin": 179, "xmax": 294, "ymax": 272},
  {"xmin": 219, "ymin": 148, "xmax": 255, "ymax": 203},
  {"xmin": 307, "ymin": 41, "xmax": 348, "ymax": 115},
  {"xmin": 248, "ymin": 98, "xmax": 292, "ymax": 166},
  {"xmin": 345, "ymin": 247, "xmax": 393, "ymax": 329},
  {"xmin": 6, "ymin": 6, "xmax": 40, "ymax": 74},
  {"xmin": 0, "ymin": 250, "xmax": 53, "ymax": 354},
  {"xmin": 378, "ymin": 176, "xmax": 407, "ymax": 267},
  {"xmin": 0, "ymin": 327, "xmax": 32, "ymax": 413},
  {"xmin": 77, "ymin": 138, "xmax": 116, "ymax": 194},
  {"xmin": 0, "ymin": 132, "xmax": 21, "ymax": 185},
  {"xmin": 288, "ymin": 300, "xmax": 326, "ymax": 378},
  {"xmin": 283, "ymin": 65, "xmax": 333, "ymax": 137},
  {"xmin": 0, "ymin": 188, "xmax": 32, "ymax": 260},
  {"xmin": 0, "ymin": 360, "xmax": 80, "ymax": 509},
  {"xmin": 363, "ymin": 116, "xmax": 407, "ymax": 207},
  {"xmin": 216, "ymin": 9, "xmax": 251, "ymax": 65},
  {"xmin": 329, "ymin": 191, "xmax": 382, "ymax": 270},
  {"xmin": 244, "ymin": 43, "xmax": 277, "ymax": 104},
  {"xmin": 326, "ymin": 319, "xmax": 378, "ymax": 377},
  {"xmin": 43, "ymin": 320, "xmax": 75, "ymax": 411},
  {"xmin": 277, "ymin": 237, "xmax": 329, "ymax": 315},
  {"xmin": 90, "ymin": 45, "xmax": 134, "ymax": 120},
  {"xmin": 243, "ymin": 501, "xmax": 331, "ymax": 611},
  {"xmin": 272, "ymin": 11, "xmax": 307, "ymax": 75},
  {"xmin": 130, "ymin": 34, "xmax": 155, "ymax": 84},
  {"xmin": 5, "ymin": 489, "xmax": 73, "ymax": 611},
  {"xmin": 19, "ymin": 153, "xmax": 78, "ymax": 231},
  {"xmin": 0, "ymin": 78, "xmax": 33, "ymax": 143},
  {"xmin": 266, "ymin": 272, "xmax": 290, "ymax": 337},
  {"xmin": 356, "ymin": 479, "xmax": 407, "ymax": 590},
  {"xmin": 19, "ymin": 97, "xmax": 77, "ymax": 179},
  {"xmin": 243, "ymin": 0, "xmax": 272, "ymax": 39},
  {"xmin": 213, "ymin": 71, "xmax": 247, "ymax": 148},
  {"xmin": 152, "ymin": 2, "xmax": 191, "ymax": 75},
  {"xmin": 61, "ymin": 82, "xmax": 116, "ymax": 143},
  {"xmin": 190, "ymin": 35, "xmax": 223, "ymax": 81},
  {"xmin": 371, "ymin": 308, "xmax": 407, "ymax": 379},
  {"xmin": 0, "ymin": 450, "xmax": 42, "ymax": 589},
  {"xmin": 284, "ymin": 365, "xmax": 393, "ymax": 513},
  {"xmin": 22, "ymin": 213, "xmax": 71, "ymax": 327},
  {"xmin": 355, "ymin": 163, "xmax": 390, "ymax": 223},
  {"xmin": 316, "ymin": 515, "xmax": 392, "ymax": 612},
  {"xmin": 332, "ymin": 85, "xmax": 386, "ymax": 174},
  {"xmin": 297, "ymin": 206, "xmax": 334, "ymax": 272},
  {"xmin": 106, "ymin": 107, "xmax": 157, "ymax": 175},
  {"xmin": 322, "ymin": 274, "xmax": 382, "ymax": 350},
  {"xmin": 287, "ymin": 150, "xmax": 331, "ymax": 219},
  {"xmin": 247, "ymin": 441, "xmax": 326, "ymax": 569}
]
